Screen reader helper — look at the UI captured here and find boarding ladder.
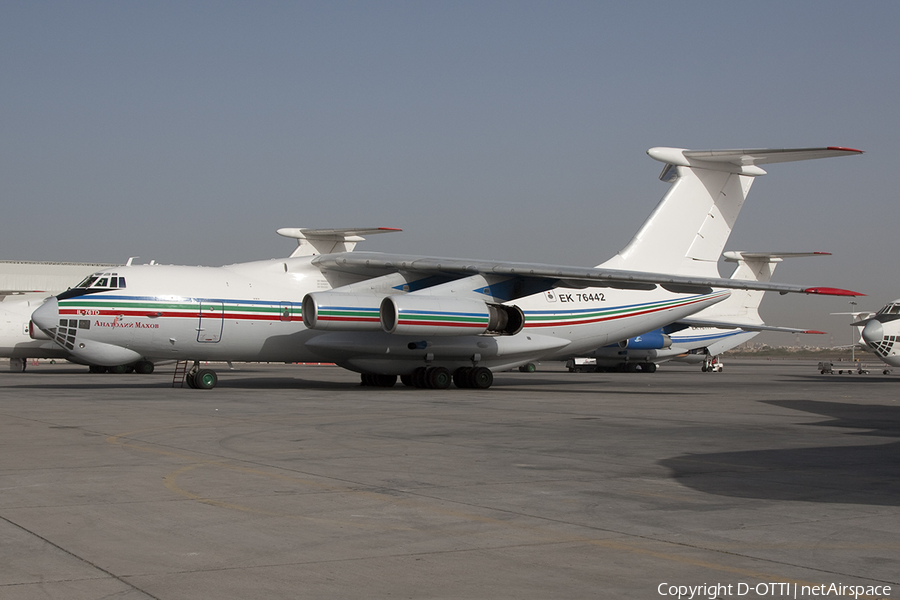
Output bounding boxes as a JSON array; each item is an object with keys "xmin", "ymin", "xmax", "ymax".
[{"xmin": 172, "ymin": 360, "xmax": 189, "ymax": 388}]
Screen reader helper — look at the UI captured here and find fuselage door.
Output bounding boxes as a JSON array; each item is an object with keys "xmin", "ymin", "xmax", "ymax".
[{"xmin": 197, "ymin": 302, "xmax": 224, "ymax": 343}]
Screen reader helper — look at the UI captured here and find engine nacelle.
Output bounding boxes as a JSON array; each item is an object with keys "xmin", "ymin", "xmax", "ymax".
[
  {"xmin": 616, "ymin": 330, "xmax": 672, "ymax": 350},
  {"xmin": 380, "ymin": 295, "xmax": 524, "ymax": 336},
  {"xmin": 302, "ymin": 292, "xmax": 384, "ymax": 331}
]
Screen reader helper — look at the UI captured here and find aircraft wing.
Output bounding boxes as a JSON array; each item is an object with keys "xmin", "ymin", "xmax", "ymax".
[
  {"xmin": 312, "ymin": 252, "xmax": 863, "ymax": 299},
  {"xmin": 675, "ymin": 317, "xmax": 826, "ymax": 334}
]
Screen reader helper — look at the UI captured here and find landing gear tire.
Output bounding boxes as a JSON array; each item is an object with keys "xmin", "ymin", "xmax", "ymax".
[
  {"xmin": 453, "ymin": 367, "xmax": 471, "ymax": 388},
  {"xmin": 89, "ymin": 365, "xmax": 107, "ymax": 374},
  {"xmin": 426, "ymin": 367, "xmax": 451, "ymax": 389},
  {"xmin": 109, "ymin": 364, "xmax": 129, "ymax": 374},
  {"xmin": 469, "ymin": 367, "xmax": 493, "ymax": 389},
  {"xmin": 185, "ymin": 371, "xmax": 198, "ymax": 388},
  {"xmin": 643, "ymin": 363, "xmax": 657, "ymax": 373},
  {"xmin": 195, "ymin": 369, "xmax": 217, "ymax": 389},
  {"xmin": 134, "ymin": 360, "xmax": 154, "ymax": 375},
  {"xmin": 361, "ymin": 373, "xmax": 397, "ymax": 387},
  {"xmin": 412, "ymin": 367, "xmax": 428, "ymax": 388},
  {"xmin": 400, "ymin": 374, "xmax": 414, "ymax": 387}
]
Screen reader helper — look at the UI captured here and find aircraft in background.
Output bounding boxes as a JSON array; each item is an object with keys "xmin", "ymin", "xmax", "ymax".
[
  {"xmin": 856, "ymin": 301, "xmax": 900, "ymax": 370},
  {"xmin": 0, "ymin": 261, "xmax": 119, "ymax": 371},
  {"xmin": 31, "ymin": 146, "xmax": 863, "ymax": 389},
  {"xmin": 566, "ymin": 251, "xmax": 831, "ymax": 373}
]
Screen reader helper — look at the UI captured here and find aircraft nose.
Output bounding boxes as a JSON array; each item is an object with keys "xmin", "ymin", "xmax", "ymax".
[
  {"xmin": 861, "ymin": 319, "xmax": 884, "ymax": 348},
  {"xmin": 32, "ymin": 297, "xmax": 60, "ymax": 334}
]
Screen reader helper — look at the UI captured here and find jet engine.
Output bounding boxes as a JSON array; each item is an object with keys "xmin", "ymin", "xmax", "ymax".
[
  {"xmin": 380, "ymin": 296, "xmax": 524, "ymax": 336},
  {"xmin": 301, "ymin": 292, "xmax": 384, "ymax": 331}
]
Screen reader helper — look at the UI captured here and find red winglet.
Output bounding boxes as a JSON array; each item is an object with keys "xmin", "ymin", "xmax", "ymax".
[
  {"xmin": 804, "ymin": 287, "xmax": 865, "ymax": 297},
  {"xmin": 826, "ymin": 146, "xmax": 865, "ymax": 154},
  {"xmin": 804, "ymin": 330, "xmax": 827, "ymax": 335}
]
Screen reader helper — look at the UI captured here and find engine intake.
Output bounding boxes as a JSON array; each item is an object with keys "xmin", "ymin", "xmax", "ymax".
[{"xmin": 380, "ymin": 296, "xmax": 524, "ymax": 336}]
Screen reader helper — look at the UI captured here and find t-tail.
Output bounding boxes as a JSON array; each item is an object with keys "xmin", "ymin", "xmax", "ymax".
[
  {"xmin": 697, "ymin": 251, "xmax": 830, "ymax": 326},
  {"xmin": 599, "ymin": 147, "xmax": 863, "ymax": 277}
]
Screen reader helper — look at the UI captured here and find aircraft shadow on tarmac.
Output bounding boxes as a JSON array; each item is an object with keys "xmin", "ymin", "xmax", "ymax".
[
  {"xmin": 659, "ymin": 400, "xmax": 900, "ymax": 506},
  {"xmin": 5, "ymin": 370, "xmax": 696, "ymax": 395}
]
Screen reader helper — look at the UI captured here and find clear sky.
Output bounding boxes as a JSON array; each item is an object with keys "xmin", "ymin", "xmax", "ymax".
[{"xmin": 2, "ymin": 1, "xmax": 897, "ymax": 343}]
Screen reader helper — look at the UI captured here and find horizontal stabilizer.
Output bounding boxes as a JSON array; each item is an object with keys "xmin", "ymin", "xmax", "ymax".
[
  {"xmin": 723, "ymin": 251, "xmax": 831, "ymax": 262},
  {"xmin": 683, "ymin": 146, "xmax": 863, "ymax": 165},
  {"xmin": 648, "ymin": 147, "xmax": 863, "ymax": 175},
  {"xmin": 277, "ymin": 227, "xmax": 402, "ymax": 257}
]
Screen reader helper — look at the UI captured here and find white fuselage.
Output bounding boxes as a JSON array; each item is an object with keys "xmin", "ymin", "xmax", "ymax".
[
  {"xmin": 861, "ymin": 300, "xmax": 900, "ymax": 368},
  {"xmin": 0, "ymin": 294, "xmax": 69, "ymax": 360},
  {"xmin": 33, "ymin": 257, "xmax": 730, "ymax": 375},
  {"xmin": 584, "ymin": 327, "xmax": 758, "ymax": 367}
]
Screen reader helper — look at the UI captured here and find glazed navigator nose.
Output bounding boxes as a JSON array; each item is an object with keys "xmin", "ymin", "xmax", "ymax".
[
  {"xmin": 861, "ymin": 319, "xmax": 884, "ymax": 348},
  {"xmin": 31, "ymin": 296, "xmax": 60, "ymax": 334}
]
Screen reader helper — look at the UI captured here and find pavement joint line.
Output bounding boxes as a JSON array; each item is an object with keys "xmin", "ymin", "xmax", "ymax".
[
  {"xmin": 0, "ymin": 513, "xmax": 162, "ymax": 599},
  {"xmin": 112, "ymin": 426, "xmax": 898, "ymax": 595}
]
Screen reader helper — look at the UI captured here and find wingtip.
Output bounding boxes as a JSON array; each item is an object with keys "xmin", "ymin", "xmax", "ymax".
[
  {"xmin": 804, "ymin": 287, "xmax": 865, "ymax": 297},
  {"xmin": 804, "ymin": 330, "xmax": 828, "ymax": 335},
  {"xmin": 826, "ymin": 146, "xmax": 864, "ymax": 154}
]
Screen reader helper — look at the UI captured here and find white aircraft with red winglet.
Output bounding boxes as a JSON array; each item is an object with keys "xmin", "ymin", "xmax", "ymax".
[
  {"xmin": 566, "ymin": 251, "xmax": 833, "ymax": 373},
  {"xmin": 31, "ymin": 146, "xmax": 864, "ymax": 389}
]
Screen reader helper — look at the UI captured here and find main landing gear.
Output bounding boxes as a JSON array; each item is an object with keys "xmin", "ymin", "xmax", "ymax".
[{"xmin": 374, "ymin": 366, "xmax": 493, "ymax": 389}]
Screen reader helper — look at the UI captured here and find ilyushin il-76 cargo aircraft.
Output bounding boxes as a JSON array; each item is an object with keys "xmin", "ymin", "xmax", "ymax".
[
  {"xmin": 32, "ymin": 146, "xmax": 863, "ymax": 390},
  {"xmin": 567, "ymin": 251, "xmax": 832, "ymax": 373},
  {"xmin": 856, "ymin": 300, "xmax": 900, "ymax": 369}
]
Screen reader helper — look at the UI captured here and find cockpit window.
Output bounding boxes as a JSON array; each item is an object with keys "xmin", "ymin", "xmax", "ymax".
[
  {"xmin": 878, "ymin": 303, "xmax": 900, "ymax": 315},
  {"xmin": 69, "ymin": 272, "xmax": 127, "ymax": 293},
  {"xmin": 74, "ymin": 273, "xmax": 128, "ymax": 290}
]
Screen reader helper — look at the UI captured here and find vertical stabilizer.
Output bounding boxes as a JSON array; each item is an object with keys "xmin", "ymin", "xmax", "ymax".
[{"xmin": 598, "ymin": 146, "xmax": 862, "ymax": 277}]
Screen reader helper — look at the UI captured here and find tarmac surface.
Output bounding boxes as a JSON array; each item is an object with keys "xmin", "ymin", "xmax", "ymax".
[{"xmin": 0, "ymin": 359, "xmax": 897, "ymax": 600}]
